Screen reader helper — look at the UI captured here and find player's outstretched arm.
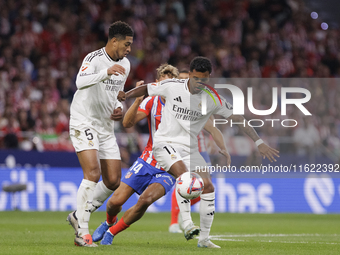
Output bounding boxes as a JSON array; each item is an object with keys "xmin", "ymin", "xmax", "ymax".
[
  {"xmin": 228, "ymin": 115, "xmax": 280, "ymax": 162},
  {"xmin": 118, "ymin": 80, "xmax": 144, "ymax": 102},
  {"xmin": 126, "ymin": 84, "xmax": 149, "ymax": 99},
  {"xmin": 203, "ymin": 116, "xmax": 231, "ymax": 166}
]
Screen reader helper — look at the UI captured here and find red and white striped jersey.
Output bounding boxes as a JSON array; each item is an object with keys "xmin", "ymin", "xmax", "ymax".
[{"xmin": 138, "ymin": 96, "xmax": 164, "ymax": 169}]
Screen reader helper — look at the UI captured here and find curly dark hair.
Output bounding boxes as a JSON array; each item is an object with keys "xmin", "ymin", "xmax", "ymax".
[
  {"xmin": 189, "ymin": 57, "xmax": 212, "ymax": 74},
  {"xmin": 108, "ymin": 21, "xmax": 134, "ymax": 40}
]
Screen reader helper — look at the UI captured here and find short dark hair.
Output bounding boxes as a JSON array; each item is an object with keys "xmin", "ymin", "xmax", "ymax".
[
  {"xmin": 189, "ymin": 57, "xmax": 212, "ymax": 74},
  {"xmin": 108, "ymin": 21, "xmax": 134, "ymax": 40}
]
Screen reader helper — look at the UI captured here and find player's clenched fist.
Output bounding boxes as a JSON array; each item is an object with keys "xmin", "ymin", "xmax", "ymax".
[
  {"xmin": 107, "ymin": 64, "xmax": 125, "ymax": 76},
  {"xmin": 117, "ymin": 91, "xmax": 126, "ymax": 101},
  {"xmin": 110, "ymin": 107, "xmax": 123, "ymax": 121}
]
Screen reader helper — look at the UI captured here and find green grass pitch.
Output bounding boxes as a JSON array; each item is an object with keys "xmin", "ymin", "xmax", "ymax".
[{"xmin": 0, "ymin": 211, "xmax": 339, "ymax": 255}]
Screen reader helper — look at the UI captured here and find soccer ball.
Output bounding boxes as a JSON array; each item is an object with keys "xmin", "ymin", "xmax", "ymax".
[{"xmin": 176, "ymin": 172, "xmax": 204, "ymax": 200}]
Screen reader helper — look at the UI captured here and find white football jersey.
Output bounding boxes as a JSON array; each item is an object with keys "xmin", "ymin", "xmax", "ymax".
[
  {"xmin": 147, "ymin": 78, "xmax": 233, "ymax": 149},
  {"xmin": 70, "ymin": 47, "xmax": 130, "ymax": 134}
]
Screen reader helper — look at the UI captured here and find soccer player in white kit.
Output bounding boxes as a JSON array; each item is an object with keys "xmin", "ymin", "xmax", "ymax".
[
  {"xmin": 125, "ymin": 57, "xmax": 279, "ymax": 248},
  {"xmin": 169, "ymin": 70, "xmax": 229, "ymax": 234},
  {"xmin": 67, "ymin": 21, "xmax": 134, "ymax": 247}
]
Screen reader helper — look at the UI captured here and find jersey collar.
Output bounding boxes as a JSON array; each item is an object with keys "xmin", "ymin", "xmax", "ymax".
[{"xmin": 103, "ymin": 47, "xmax": 120, "ymax": 62}]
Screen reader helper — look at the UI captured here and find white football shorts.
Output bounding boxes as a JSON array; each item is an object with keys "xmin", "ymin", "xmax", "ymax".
[
  {"xmin": 153, "ymin": 142, "xmax": 207, "ymax": 172},
  {"xmin": 69, "ymin": 125, "xmax": 120, "ymax": 160}
]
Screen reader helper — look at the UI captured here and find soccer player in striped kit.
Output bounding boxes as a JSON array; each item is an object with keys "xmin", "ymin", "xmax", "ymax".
[{"xmin": 91, "ymin": 64, "xmax": 179, "ymax": 245}]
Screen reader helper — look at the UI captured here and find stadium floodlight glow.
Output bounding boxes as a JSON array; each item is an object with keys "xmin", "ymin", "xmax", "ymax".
[
  {"xmin": 321, "ymin": 22, "xmax": 329, "ymax": 30},
  {"xmin": 311, "ymin": 12, "xmax": 318, "ymax": 19}
]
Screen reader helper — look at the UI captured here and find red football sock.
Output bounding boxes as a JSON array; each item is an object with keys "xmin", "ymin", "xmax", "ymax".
[
  {"xmin": 170, "ymin": 189, "xmax": 180, "ymax": 225},
  {"xmin": 106, "ymin": 212, "xmax": 117, "ymax": 225},
  {"xmin": 191, "ymin": 196, "xmax": 201, "ymax": 205},
  {"xmin": 109, "ymin": 218, "xmax": 130, "ymax": 236}
]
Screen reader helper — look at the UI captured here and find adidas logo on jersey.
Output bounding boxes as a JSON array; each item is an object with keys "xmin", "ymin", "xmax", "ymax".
[{"xmin": 174, "ymin": 96, "xmax": 182, "ymax": 102}]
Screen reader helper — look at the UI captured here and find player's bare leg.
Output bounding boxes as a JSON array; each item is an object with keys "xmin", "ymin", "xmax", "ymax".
[
  {"xmin": 101, "ymin": 183, "xmax": 166, "ymax": 245},
  {"xmin": 92, "ymin": 182, "xmax": 134, "ymax": 242},
  {"xmin": 124, "ymin": 183, "xmax": 165, "ymax": 224},
  {"xmin": 72, "ymin": 149, "xmax": 100, "ymax": 247},
  {"xmin": 106, "ymin": 182, "xmax": 135, "ymax": 216},
  {"xmin": 90, "ymin": 159, "xmax": 121, "ymax": 212},
  {"xmin": 194, "ymin": 169, "xmax": 220, "ymax": 248}
]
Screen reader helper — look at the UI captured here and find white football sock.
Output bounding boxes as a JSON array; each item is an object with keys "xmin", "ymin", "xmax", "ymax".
[
  {"xmin": 76, "ymin": 179, "xmax": 97, "ymax": 236},
  {"xmin": 175, "ymin": 184, "xmax": 192, "ymax": 230},
  {"xmin": 199, "ymin": 192, "xmax": 215, "ymax": 241},
  {"xmin": 91, "ymin": 181, "xmax": 114, "ymax": 213}
]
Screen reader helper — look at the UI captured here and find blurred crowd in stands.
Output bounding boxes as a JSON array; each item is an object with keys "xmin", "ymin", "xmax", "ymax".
[{"xmin": 0, "ymin": 0, "xmax": 339, "ymax": 164}]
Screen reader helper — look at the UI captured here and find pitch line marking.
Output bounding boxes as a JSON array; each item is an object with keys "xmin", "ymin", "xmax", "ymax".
[
  {"xmin": 204, "ymin": 234, "xmax": 340, "ymax": 245},
  {"xmin": 211, "ymin": 233, "xmax": 338, "ymax": 238}
]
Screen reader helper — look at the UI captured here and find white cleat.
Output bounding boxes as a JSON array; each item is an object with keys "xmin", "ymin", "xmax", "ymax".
[
  {"xmin": 67, "ymin": 211, "xmax": 78, "ymax": 235},
  {"xmin": 197, "ymin": 239, "xmax": 221, "ymax": 248},
  {"xmin": 169, "ymin": 223, "xmax": 183, "ymax": 233},
  {"xmin": 184, "ymin": 222, "xmax": 200, "ymax": 240}
]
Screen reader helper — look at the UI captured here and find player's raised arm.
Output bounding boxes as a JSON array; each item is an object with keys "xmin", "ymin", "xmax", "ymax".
[
  {"xmin": 123, "ymin": 81, "xmax": 147, "ymax": 128},
  {"xmin": 76, "ymin": 57, "xmax": 125, "ymax": 90},
  {"xmin": 228, "ymin": 114, "xmax": 280, "ymax": 162},
  {"xmin": 122, "ymin": 98, "xmax": 146, "ymax": 128},
  {"xmin": 203, "ymin": 116, "xmax": 231, "ymax": 166}
]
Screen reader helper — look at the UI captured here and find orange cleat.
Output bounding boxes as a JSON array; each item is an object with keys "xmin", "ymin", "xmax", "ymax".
[{"xmin": 74, "ymin": 234, "xmax": 98, "ymax": 247}]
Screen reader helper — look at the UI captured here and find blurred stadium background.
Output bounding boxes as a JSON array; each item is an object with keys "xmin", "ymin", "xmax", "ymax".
[{"xmin": 0, "ymin": 0, "xmax": 340, "ymax": 216}]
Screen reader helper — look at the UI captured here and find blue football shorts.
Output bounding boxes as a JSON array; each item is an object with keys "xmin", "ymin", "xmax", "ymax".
[{"xmin": 122, "ymin": 158, "xmax": 175, "ymax": 195}]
